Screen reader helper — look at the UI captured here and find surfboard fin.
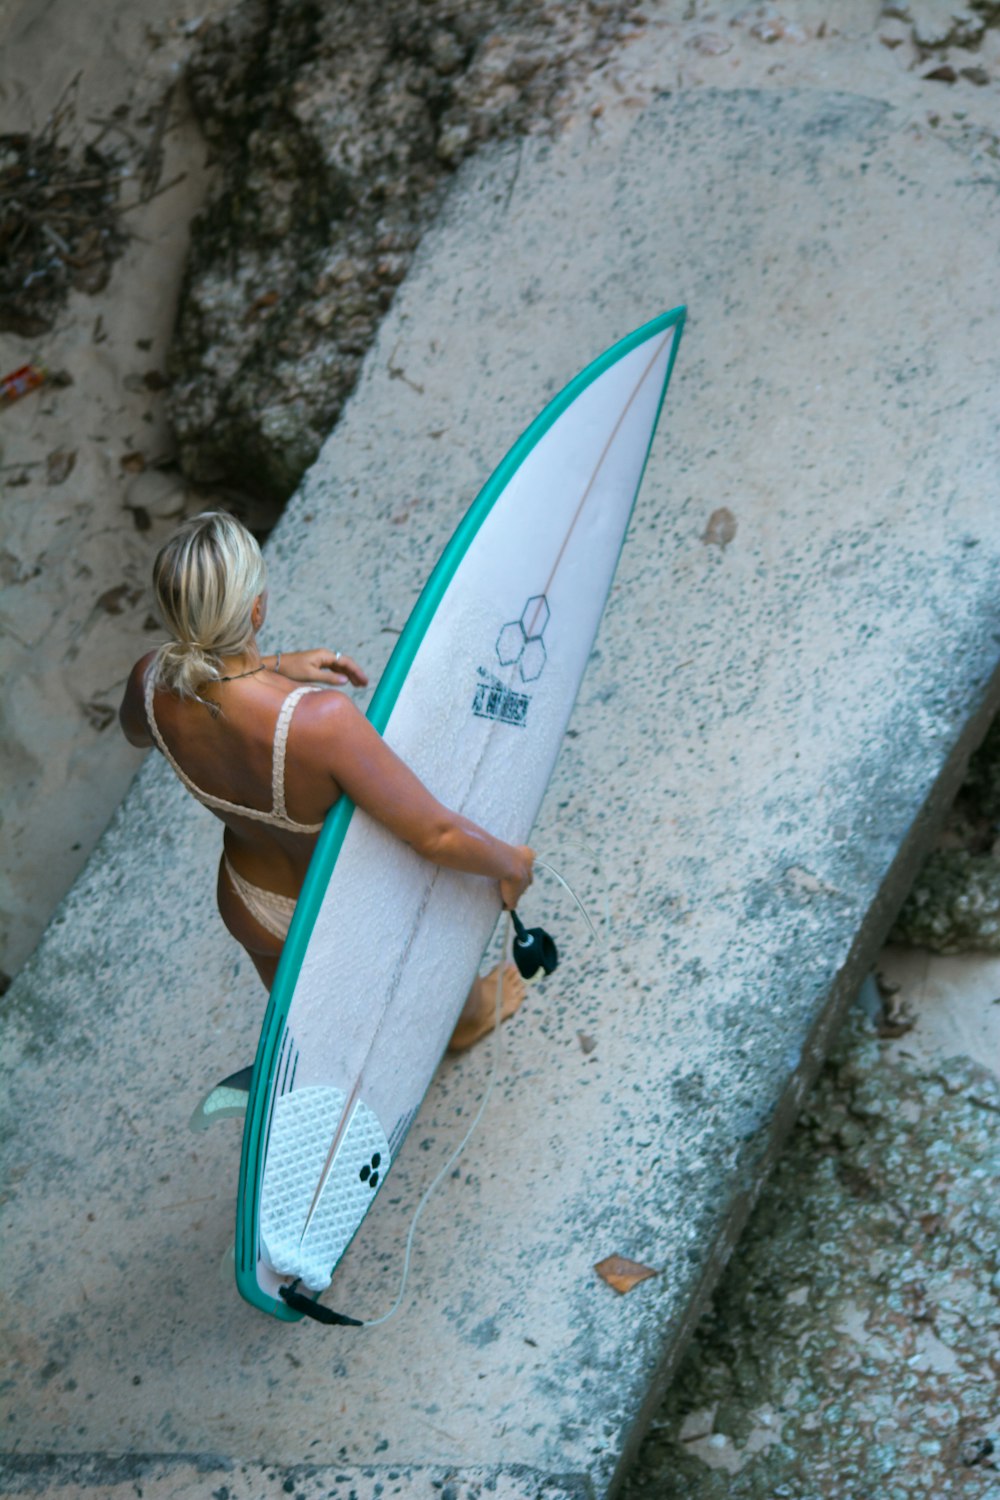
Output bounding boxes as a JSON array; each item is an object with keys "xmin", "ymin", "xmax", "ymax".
[
  {"xmin": 279, "ymin": 1281, "xmax": 364, "ymax": 1326},
  {"xmin": 189, "ymin": 1065, "xmax": 254, "ymax": 1132}
]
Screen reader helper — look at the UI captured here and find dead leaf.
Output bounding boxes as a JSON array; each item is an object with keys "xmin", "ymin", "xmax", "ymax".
[
  {"xmin": 702, "ymin": 507, "xmax": 737, "ymax": 547},
  {"xmin": 46, "ymin": 449, "xmax": 77, "ymax": 485},
  {"xmin": 96, "ymin": 583, "xmax": 141, "ymax": 615},
  {"xmin": 246, "ymin": 289, "xmax": 280, "ymax": 320},
  {"xmin": 594, "ymin": 1255, "xmax": 658, "ymax": 1295},
  {"xmin": 120, "ymin": 450, "xmax": 146, "ymax": 474},
  {"xmin": 82, "ymin": 700, "xmax": 115, "ymax": 732},
  {"xmin": 577, "ymin": 1031, "xmax": 597, "ymax": 1055},
  {"xmin": 924, "ymin": 64, "xmax": 957, "ymax": 82}
]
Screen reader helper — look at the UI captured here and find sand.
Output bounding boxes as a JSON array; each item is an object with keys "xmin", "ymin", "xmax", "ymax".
[{"xmin": 1, "ymin": 0, "xmax": 998, "ymax": 991}]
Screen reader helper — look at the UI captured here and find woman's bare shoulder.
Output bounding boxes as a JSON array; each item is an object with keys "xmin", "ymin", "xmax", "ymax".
[
  {"xmin": 296, "ymin": 685, "xmax": 366, "ymax": 737},
  {"xmin": 119, "ymin": 650, "xmax": 159, "ymax": 746}
]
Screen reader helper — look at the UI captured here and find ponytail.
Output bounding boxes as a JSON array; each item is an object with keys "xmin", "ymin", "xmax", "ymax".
[{"xmin": 151, "ymin": 512, "xmax": 267, "ymax": 701}]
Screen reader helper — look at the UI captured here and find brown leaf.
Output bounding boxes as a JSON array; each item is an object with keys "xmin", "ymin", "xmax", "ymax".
[
  {"xmin": 594, "ymin": 1255, "xmax": 658, "ymax": 1295},
  {"xmin": 120, "ymin": 450, "xmax": 146, "ymax": 473},
  {"xmin": 246, "ymin": 289, "xmax": 280, "ymax": 320},
  {"xmin": 702, "ymin": 506, "xmax": 737, "ymax": 547},
  {"xmin": 46, "ymin": 448, "xmax": 77, "ymax": 484},
  {"xmin": 924, "ymin": 64, "xmax": 957, "ymax": 82},
  {"xmin": 96, "ymin": 583, "xmax": 142, "ymax": 615},
  {"xmin": 82, "ymin": 700, "xmax": 115, "ymax": 732}
]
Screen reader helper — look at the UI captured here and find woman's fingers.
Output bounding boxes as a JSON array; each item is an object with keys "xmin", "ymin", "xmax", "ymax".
[{"xmin": 290, "ymin": 649, "xmax": 368, "ymax": 685}]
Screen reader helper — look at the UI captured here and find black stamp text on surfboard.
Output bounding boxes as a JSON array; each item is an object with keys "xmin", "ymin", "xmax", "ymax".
[{"xmin": 473, "ymin": 667, "xmax": 530, "ymax": 727}]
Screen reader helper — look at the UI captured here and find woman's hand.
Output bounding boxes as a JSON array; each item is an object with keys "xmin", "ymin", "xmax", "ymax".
[
  {"xmin": 274, "ymin": 649, "xmax": 368, "ymax": 688},
  {"xmin": 500, "ymin": 845, "xmax": 534, "ymax": 911}
]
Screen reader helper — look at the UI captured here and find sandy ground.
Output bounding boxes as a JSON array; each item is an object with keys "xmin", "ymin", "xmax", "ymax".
[{"xmin": 2, "ymin": 0, "xmax": 999, "ymax": 982}]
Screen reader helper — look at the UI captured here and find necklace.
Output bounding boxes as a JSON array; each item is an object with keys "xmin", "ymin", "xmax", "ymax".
[{"xmin": 216, "ymin": 662, "xmax": 265, "ymax": 683}]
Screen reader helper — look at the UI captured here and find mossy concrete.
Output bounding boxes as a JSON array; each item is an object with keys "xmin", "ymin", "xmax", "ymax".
[
  {"xmin": 624, "ymin": 966, "xmax": 1000, "ymax": 1499},
  {"xmin": 2, "ymin": 88, "xmax": 1000, "ymax": 1496}
]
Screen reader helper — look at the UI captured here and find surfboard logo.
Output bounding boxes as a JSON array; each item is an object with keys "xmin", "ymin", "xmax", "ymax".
[
  {"xmin": 496, "ymin": 594, "xmax": 550, "ymax": 683},
  {"xmin": 472, "ymin": 595, "xmax": 551, "ymax": 727},
  {"xmin": 473, "ymin": 667, "xmax": 530, "ymax": 727}
]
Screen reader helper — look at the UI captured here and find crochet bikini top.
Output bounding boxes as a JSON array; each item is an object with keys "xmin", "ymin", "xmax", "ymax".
[{"xmin": 144, "ymin": 671, "xmax": 329, "ymax": 834}]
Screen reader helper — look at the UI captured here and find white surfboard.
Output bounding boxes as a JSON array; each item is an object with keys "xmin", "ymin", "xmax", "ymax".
[{"xmin": 235, "ymin": 309, "xmax": 686, "ymax": 1320}]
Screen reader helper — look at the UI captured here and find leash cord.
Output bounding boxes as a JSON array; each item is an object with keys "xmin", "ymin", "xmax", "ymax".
[
  {"xmin": 337, "ymin": 843, "xmax": 609, "ymax": 1328},
  {"xmin": 361, "ymin": 914, "xmax": 513, "ymax": 1327}
]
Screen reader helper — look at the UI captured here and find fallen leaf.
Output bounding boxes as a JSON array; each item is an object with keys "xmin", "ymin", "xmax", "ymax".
[
  {"xmin": 594, "ymin": 1255, "xmax": 658, "ymax": 1295},
  {"xmin": 702, "ymin": 506, "xmax": 737, "ymax": 547},
  {"xmin": 577, "ymin": 1031, "xmax": 597, "ymax": 1055},
  {"xmin": 246, "ymin": 289, "xmax": 280, "ymax": 319},
  {"xmin": 689, "ymin": 30, "xmax": 731, "ymax": 55},
  {"xmin": 924, "ymin": 64, "xmax": 957, "ymax": 82},
  {"xmin": 96, "ymin": 584, "xmax": 142, "ymax": 615},
  {"xmin": 120, "ymin": 450, "xmax": 146, "ymax": 474},
  {"xmin": 82, "ymin": 700, "xmax": 116, "ymax": 732},
  {"xmin": 46, "ymin": 449, "xmax": 77, "ymax": 485}
]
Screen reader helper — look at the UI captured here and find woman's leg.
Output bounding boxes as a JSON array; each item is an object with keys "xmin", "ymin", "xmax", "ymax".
[
  {"xmin": 218, "ymin": 856, "xmax": 527, "ymax": 1038},
  {"xmin": 447, "ymin": 964, "xmax": 527, "ymax": 1053},
  {"xmin": 217, "ymin": 857, "xmax": 285, "ymax": 992}
]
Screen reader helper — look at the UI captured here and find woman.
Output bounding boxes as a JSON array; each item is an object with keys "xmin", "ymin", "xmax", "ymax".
[{"xmin": 119, "ymin": 511, "xmax": 533, "ymax": 1050}]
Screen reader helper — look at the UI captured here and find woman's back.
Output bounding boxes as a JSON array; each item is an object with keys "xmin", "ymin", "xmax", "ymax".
[{"xmin": 144, "ymin": 667, "xmax": 339, "ymax": 855}]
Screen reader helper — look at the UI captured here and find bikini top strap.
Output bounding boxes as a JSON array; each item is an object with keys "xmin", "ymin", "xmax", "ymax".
[
  {"xmin": 144, "ymin": 663, "xmax": 206, "ymax": 801},
  {"xmin": 271, "ymin": 684, "xmax": 326, "ymax": 819},
  {"xmin": 144, "ymin": 662, "xmax": 280, "ymax": 823}
]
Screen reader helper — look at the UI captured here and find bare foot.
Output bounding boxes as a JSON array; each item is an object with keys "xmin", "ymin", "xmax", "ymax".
[{"xmin": 447, "ymin": 962, "xmax": 527, "ymax": 1053}]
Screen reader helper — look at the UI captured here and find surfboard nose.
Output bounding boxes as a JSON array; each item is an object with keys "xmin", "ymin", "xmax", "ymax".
[{"xmin": 260, "ymin": 1086, "xmax": 391, "ymax": 1292}]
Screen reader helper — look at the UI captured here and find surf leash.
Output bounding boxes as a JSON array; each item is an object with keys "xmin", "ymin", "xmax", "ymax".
[{"xmin": 280, "ymin": 914, "xmax": 518, "ymax": 1327}]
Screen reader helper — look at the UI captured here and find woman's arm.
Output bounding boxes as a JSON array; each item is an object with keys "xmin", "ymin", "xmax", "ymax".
[
  {"xmin": 264, "ymin": 648, "xmax": 368, "ymax": 689},
  {"xmin": 119, "ymin": 651, "xmax": 158, "ymax": 748},
  {"xmin": 305, "ymin": 692, "xmax": 533, "ymax": 909}
]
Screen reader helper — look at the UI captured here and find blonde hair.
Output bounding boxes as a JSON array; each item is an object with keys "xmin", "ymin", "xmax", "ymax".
[{"xmin": 152, "ymin": 511, "xmax": 267, "ymax": 700}]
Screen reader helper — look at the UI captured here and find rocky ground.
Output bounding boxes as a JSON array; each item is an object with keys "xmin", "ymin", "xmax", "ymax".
[
  {"xmin": 1, "ymin": 1, "xmax": 999, "ymax": 1492},
  {"xmin": 625, "ymin": 963, "xmax": 1000, "ymax": 1498}
]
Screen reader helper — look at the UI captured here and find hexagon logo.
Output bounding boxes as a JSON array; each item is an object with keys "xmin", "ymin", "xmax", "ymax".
[
  {"xmin": 520, "ymin": 595, "xmax": 550, "ymax": 641},
  {"xmin": 495, "ymin": 594, "xmax": 552, "ymax": 684},
  {"xmin": 496, "ymin": 621, "xmax": 526, "ymax": 666}
]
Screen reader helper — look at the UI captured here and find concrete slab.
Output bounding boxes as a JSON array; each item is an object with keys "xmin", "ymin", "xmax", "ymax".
[{"xmin": 2, "ymin": 89, "xmax": 999, "ymax": 1497}]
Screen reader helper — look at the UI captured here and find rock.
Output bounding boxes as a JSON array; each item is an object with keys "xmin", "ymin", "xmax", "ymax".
[
  {"xmin": 168, "ymin": 0, "xmax": 638, "ymax": 506},
  {"xmin": 890, "ymin": 849, "xmax": 1000, "ymax": 953}
]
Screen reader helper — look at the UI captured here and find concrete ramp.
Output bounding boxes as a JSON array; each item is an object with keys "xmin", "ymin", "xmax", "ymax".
[{"xmin": 2, "ymin": 90, "xmax": 999, "ymax": 1498}]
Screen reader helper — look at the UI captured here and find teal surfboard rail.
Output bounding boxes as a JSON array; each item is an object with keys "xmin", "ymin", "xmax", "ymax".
[{"xmin": 235, "ymin": 306, "xmax": 686, "ymax": 1318}]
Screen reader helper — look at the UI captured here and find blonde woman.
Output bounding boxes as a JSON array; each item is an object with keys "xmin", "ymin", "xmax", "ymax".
[{"xmin": 119, "ymin": 511, "xmax": 532, "ymax": 1050}]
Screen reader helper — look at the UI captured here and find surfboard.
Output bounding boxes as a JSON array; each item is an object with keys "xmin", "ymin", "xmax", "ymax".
[{"xmin": 234, "ymin": 308, "xmax": 686, "ymax": 1320}]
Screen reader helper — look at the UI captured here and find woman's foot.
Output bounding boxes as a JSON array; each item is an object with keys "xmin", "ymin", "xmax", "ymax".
[{"xmin": 447, "ymin": 963, "xmax": 527, "ymax": 1053}]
